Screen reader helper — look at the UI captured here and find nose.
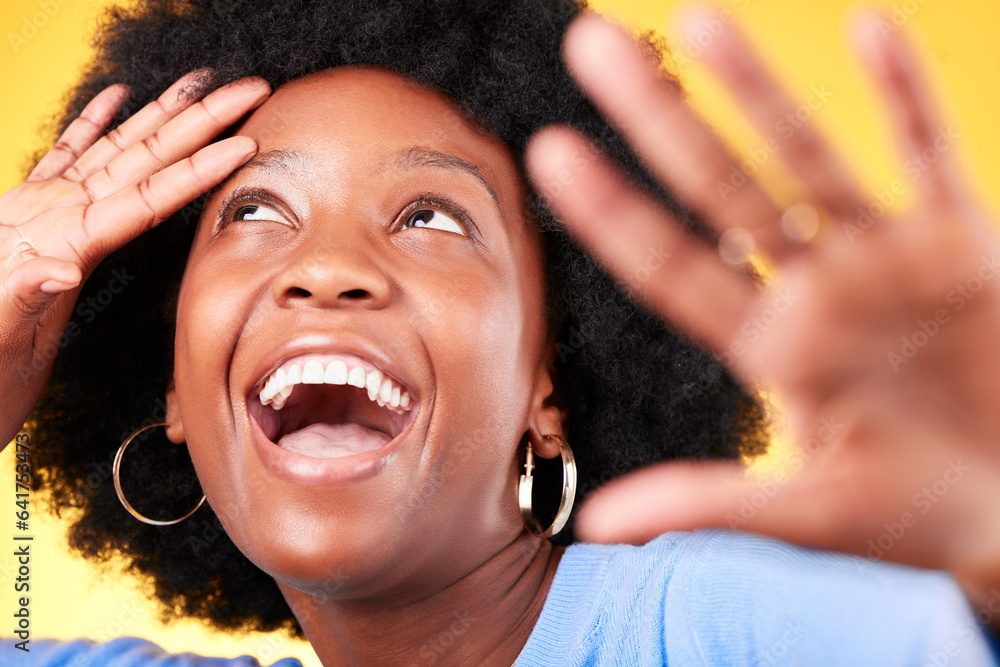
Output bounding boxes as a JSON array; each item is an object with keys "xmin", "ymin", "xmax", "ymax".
[{"xmin": 271, "ymin": 232, "xmax": 393, "ymax": 310}]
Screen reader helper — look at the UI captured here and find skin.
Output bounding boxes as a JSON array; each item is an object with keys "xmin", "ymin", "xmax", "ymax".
[
  {"xmin": 4, "ymin": 1, "xmax": 1000, "ymax": 659},
  {"xmin": 168, "ymin": 67, "xmax": 567, "ymax": 665},
  {"xmin": 526, "ymin": 9, "xmax": 1000, "ymax": 615}
]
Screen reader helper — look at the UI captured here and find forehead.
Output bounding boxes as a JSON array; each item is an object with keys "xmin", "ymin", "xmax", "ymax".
[{"xmin": 235, "ymin": 66, "xmax": 519, "ymax": 197}]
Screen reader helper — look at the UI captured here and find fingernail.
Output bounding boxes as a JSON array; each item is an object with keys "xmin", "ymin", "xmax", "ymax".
[
  {"xmin": 673, "ymin": 4, "xmax": 719, "ymax": 42},
  {"xmin": 238, "ymin": 136, "xmax": 258, "ymax": 156},
  {"xmin": 849, "ymin": 9, "xmax": 891, "ymax": 75},
  {"xmin": 567, "ymin": 13, "xmax": 632, "ymax": 69},
  {"xmin": 40, "ymin": 280, "xmax": 78, "ymax": 295},
  {"xmin": 112, "ymin": 83, "xmax": 131, "ymax": 103}
]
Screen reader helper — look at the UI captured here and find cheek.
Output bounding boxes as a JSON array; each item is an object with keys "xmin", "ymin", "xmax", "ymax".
[
  {"xmin": 414, "ymin": 253, "xmax": 545, "ymax": 480},
  {"xmin": 173, "ymin": 251, "xmax": 264, "ymax": 484}
]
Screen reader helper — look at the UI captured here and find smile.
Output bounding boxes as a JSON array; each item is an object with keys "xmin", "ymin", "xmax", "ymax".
[{"xmin": 246, "ymin": 352, "xmax": 419, "ymax": 485}]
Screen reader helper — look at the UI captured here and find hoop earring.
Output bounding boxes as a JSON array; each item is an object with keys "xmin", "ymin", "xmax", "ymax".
[
  {"xmin": 519, "ymin": 434, "xmax": 577, "ymax": 538},
  {"xmin": 113, "ymin": 422, "xmax": 206, "ymax": 526}
]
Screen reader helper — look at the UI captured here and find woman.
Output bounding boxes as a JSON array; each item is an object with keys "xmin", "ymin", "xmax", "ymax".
[{"xmin": 2, "ymin": 0, "xmax": 1000, "ymax": 664}]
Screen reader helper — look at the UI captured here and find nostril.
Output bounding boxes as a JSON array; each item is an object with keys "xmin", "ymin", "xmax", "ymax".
[
  {"xmin": 288, "ymin": 287, "xmax": 312, "ymax": 298},
  {"xmin": 341, "ymin": 289, "xmax": 369, "ymax": 299}
]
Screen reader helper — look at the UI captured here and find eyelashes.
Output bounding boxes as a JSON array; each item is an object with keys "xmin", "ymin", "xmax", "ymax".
[
  {"xmin": 216, "ymin": 187, "xmax": 288, "ymax": 231},
  {"xmin": 214, "ymin": 187, "xmax": 479, "ymax": 240},
  {"xmin": 399, "ymin": 195, "xmax": 473, "ymax": 237}
]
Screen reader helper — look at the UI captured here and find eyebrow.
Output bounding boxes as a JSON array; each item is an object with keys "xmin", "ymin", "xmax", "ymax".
[
  {"xmin": 395, "ymin": 147, "xmax": 501, "ymax": 216},
  {"xmin": 229, "ymin": 148, "xmax": 309, "ymax": 177},
  {"xmin": 218, "ymin": 146, "xmax": 502, "ymax": 217}
]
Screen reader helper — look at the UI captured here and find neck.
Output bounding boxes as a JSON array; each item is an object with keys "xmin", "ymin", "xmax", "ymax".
[{"xmin": 280, "ymin": 533, "xmax": 565, "ymax": 667}]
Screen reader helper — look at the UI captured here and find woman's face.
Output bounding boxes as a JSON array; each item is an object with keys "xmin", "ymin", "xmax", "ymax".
[{"xmin": 170, "ymin": 67, "xmax": 560, "ymax": 596}]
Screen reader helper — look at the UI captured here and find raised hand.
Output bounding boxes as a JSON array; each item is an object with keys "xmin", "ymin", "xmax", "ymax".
[
  {"xmin": 527, "ymin": 8, "xmax": 1000, "ymax": 603},
  {"xmin": 0, "ymin": 71, "xmax": 270, "ymax": 444}
]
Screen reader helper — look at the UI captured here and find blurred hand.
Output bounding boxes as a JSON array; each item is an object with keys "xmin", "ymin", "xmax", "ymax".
[
  {"xmin": 527, "ymin": 7, "xmax": 1000, "ymax": 603},
  {"xmin": 0, "ymin": 71, "xmax": 269, "ymax": 444}
]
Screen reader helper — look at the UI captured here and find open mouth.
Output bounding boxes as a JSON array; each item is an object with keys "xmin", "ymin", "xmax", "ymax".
[{"xmin": 247, "ymin": 355, "xmax": 417, "ymax": 460}]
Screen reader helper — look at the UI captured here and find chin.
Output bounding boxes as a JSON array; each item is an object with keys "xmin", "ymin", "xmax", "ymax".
[{"xmin": 217, "ymin": 490, "xmax": 412, "ymax": 599}]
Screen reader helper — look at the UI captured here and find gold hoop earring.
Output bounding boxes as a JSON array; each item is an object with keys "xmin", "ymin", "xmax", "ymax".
[
  {"xmin": 113, "ymin": 422, "xmax": 206, "ymax": 526},
  {"xmin": 519, "ymin": 434, "xmax": 577, "ymax": 538}
]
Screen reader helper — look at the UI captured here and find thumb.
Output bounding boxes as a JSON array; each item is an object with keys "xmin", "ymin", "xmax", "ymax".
[
  {"xmin": 574, "ymin": 459, "xmax": 848, "ymax": 548},
  {"xmin": 0, "ymin": 255, "xmax": 82, "ymax": 326}
]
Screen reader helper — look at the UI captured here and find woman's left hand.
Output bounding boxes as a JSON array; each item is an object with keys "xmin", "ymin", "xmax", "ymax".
[{"xmin": 526, "ymin": 8, "xmax": 1000, "ymax": 605}]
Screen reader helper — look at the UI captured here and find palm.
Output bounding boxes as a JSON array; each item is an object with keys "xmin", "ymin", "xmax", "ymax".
[
  {"xmin": 0, "ymin": 179, "xmax": 100, "ymax": 300},
  {"xmin": 0, "ymin": 73, "xmax": 270, "ymax": 443},
  {"xmin": 526, "ymin": 10, "xmax": 1000, "ymax": 597}
]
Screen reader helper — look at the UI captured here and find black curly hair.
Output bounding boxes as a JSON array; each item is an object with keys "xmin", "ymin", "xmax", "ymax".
[{"xmin": 27, "ymin": 0, "xmax": 769, "ymax": 638}]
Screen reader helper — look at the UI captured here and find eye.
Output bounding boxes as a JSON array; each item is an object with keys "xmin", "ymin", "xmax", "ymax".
[
  {"xmin": 232, "ymin": 203, "xmax": 282, "ymax": 223},
  {"xmin": 402, "ymin": 209, "xmax": 466, "ymax": 237},
  {"xmin": 215, "ymin": 187, "xmax": 293, "ymax": 232}
]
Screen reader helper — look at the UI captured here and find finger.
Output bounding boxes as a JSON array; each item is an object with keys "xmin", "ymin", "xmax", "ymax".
[
  {"xmin": 677, "ymin": 6, "xmax": 868, "ymax": 220},
  {"xmin": 574, "ymin": 459, "xmax": 861, "ymax": 553},
  {"xmin": 574, "ymin": 461, "xmax": 748, "ymax": 544},
  {"xmin": 80, "ymin": 76, "xmax": 270, "ymax": 203},
  {"xmin": 76, "ymin": 136, "xmax": 257, "ymax": 263},
  {"xmin": 65, "ymin": 70, "xmax": 212, "ymax": 183},
  {"xmin": 851, "ymin": 10, "xmax": 968, "ymax": 207},
  {"xmin": 563, "ymin": 13, "xmax": 796, "ymax": 261},
  {"xmin": 0, "ymin": 255, "xmax": 82, "ymax": 328},
  {"xmin": 526, "ymin": 125, "xmax": 756, "ymax": 362},
  {"xmin": 27, "ymin": 84, "xmax": 129, "ymax": 183},
  {"xmin": 573, "ymin": 449, "xmax": 959, "ymax": 573}
]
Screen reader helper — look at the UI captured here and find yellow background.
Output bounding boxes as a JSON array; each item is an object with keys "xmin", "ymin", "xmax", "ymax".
[{"xmin": 2, "ymin": 0, "xmax": 999, "ymax": 664}]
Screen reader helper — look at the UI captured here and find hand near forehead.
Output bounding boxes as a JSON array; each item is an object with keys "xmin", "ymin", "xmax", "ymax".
[
  {"xmin": 0, "ymin": 72, "xmax": 270, "ymax": 444},
  {"xmin": 527, "ymin": 7, "xmax": 1000, "ymax": 605}
]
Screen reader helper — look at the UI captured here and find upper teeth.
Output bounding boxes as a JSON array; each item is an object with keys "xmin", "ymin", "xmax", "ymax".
[{"xmin": 258, "ymin": 357, "xmax": 413, "ymax": 413}]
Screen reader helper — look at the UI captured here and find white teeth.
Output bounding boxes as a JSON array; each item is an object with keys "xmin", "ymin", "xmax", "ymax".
[
  {"xmin": 302, "ymin": 360, "xmax": 325, "ymax": 384},
  {"xmin": 365, "ymin": 370, "xmax": 383, "ymax": 401},
  {"xmin": 257, "ymin": 358, "xmax": 415, "ymax": 416},
  {"xmin": 325, "ymin": 360, "xmax": 348, "ymax": 384},
  {"xmin": 347, "ymin": 366, "xmax": 366, "ymax": 388},
  {"xmin": 261, "ymin": 376, "xmax": 277, "ymax": 402},
  {"xmin": 272, "ymin": 385, "xmax": 292, "ymax": 410}
]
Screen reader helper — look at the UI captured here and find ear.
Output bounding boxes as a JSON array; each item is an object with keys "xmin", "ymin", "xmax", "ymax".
[
  {"xmin": 164, "ymin": 379, "xmax": 186, "ymax": 445},
  {"xmin": 526, "ymin": 339, "xmax": 568, "ymax": 460}
]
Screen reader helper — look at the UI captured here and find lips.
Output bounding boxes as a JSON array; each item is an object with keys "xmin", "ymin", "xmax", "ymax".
[{"xmin": 245, "ymin": 348, "xmax": 419, "ymax": 474}]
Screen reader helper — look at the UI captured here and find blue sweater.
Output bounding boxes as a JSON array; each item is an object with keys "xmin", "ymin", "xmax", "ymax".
[{"xmin": 5, "ymin": 530, "xmax": 998, "ymax": 665}]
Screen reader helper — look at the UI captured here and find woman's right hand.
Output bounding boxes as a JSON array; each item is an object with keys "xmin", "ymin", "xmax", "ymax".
[{"xmin": 0, "ymin": 71, "xmax": 270, "ymax": 445}]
